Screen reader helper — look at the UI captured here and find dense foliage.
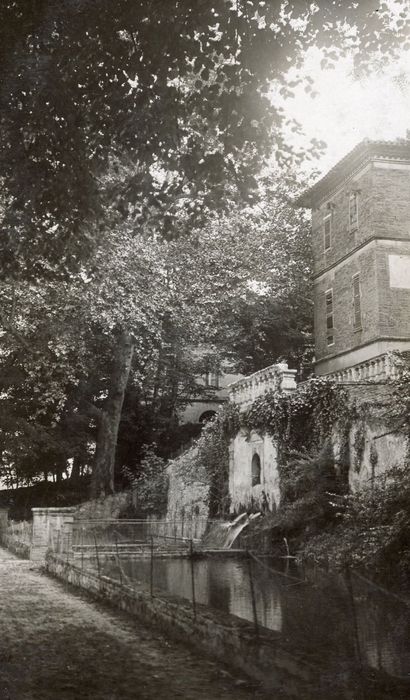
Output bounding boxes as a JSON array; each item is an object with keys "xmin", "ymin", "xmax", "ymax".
[
  {"xmin": 241, "ymin": 376, "xmax": 350, "ymax": 453},
  {"xmin": 265, "ymin": 442, "xmax": 343, "ymax": 538},
  {"xmin": 1, "ymin": 1, "xmax": 409, "ymax": 496},
  {"xmin": 128, "ymin": 445, "xmax": 169, "ymax": 517},
  {"xmin": 1, "ymin": 0, "xmax": 408, "ymax": 275},
  {"xmin": 173, "ymin": 407, "xmax": 236, "ymax": 517},
  {"xmin": 302, "ymin": 464, "xmax": 410, "ymax": 586}
]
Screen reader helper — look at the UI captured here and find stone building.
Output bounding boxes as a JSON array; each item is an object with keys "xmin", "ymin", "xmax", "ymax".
[
  {"xmin": 166, "ymin": 140, "xmax": 410, "ymax": 517},
  {"xmin": 179, "ymin": 363, "xmax": 243, "ymax": 425},
  {"xmin": 226, "ymin": 139, "xmax": 410, "ymax": 511},
  {"xmin": 228, "ymin": 364, "xmax": 297, "ymax": 513},
  {"xmin": 297, "ymin": 139, "xmax": 410, "ymax": 380}
]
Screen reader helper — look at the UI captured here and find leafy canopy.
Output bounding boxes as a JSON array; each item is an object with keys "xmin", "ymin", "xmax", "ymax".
[{"xmin": 1, "ymin": 1, "xmax": 409, "ymax": 277}]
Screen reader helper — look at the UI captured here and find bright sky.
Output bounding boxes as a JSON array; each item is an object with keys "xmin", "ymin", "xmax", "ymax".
[{"xmin": 279, "ymin": 46, "xmax": 410, "ymax": 177}]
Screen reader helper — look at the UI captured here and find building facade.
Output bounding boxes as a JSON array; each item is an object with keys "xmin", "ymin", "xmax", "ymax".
[
  {"xmin": 225, "ymin": 139, "xmax": 410, "ymax": 512},
  {"xmin": 298, "ymin": 139, "xmax": 410, "ymax": 379},
  {"xmin": 178, "ymin": 366, "xmax": 243, "ymax": 425},
  {"xmin": 228, "ymin": 364, "xmax": 297, "ymax": 513}
]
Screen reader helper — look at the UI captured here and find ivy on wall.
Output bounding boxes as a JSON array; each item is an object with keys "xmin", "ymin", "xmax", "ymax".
[
  {"xmin": 353, "ymin": 422, "xmax": 366, "ymax": 474},
  {"xmin": 196, "ymin": 377, "xmax": 353, "ymax": 518},
  {"xmin": 168, "ymin": 403, "xmax": 241, "ymax": 518},
  {"xmin": 240, "ymin": 377, "xmax": 351, "ymax": 454}
]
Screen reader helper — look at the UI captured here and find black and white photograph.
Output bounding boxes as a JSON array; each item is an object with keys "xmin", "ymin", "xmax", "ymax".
[{"xmin": 0, "ymin": 1, "xmax": 409, "ymax": 698}]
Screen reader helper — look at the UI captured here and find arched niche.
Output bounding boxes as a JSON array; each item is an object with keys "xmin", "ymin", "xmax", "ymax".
[{"xmin": 251, "ymin": 453, "xmax": 261, "ymax": 487}]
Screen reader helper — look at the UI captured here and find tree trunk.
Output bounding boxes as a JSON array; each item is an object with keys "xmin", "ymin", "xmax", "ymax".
[
  {"xmin": 70, "ymin": 456, "xmax": 81, "ymax": 482},
  {"xmin": 91, "ymin": 329, "xmax": 134, "ymax": 498}
]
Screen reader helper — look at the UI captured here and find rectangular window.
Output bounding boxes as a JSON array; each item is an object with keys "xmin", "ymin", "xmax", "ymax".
[
  {"xmin": 325, "ymin": 289, "xmax": 334, "ymax": 346},
  {"xmin": 352, "ymin": 273, "xmax": 362, "ymax": 329},
  {"xmin": 349, "ymin": 191, "xmax": 358, "ymax": 230},
  {"xmin": 208, "ymin": 372, "xmax": 219, "ymax": 389},
  {"xmin": 324, "ymin": 214, "xmax": 332, "ymax": 250},
  {"xmin": 205, "ymin": 369, "xmax": 219, "ymax": 389}
]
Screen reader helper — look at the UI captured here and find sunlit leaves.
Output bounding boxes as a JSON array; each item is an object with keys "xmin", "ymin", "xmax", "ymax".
[{"xmin": 1, "ymin": 0, "xmax": 409, "ymax": 278}]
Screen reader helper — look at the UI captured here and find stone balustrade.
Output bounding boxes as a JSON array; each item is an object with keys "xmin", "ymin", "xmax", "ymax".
[
  {"xmin": 325, "ymin": 353, "xmax": 402, "ymax": 384},
  {"xmin": 228, "ymin": 363, "xmax": 297, "ymax": 408}
]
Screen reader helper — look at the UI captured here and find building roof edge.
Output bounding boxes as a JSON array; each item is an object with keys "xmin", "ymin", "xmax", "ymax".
[{"xmin": 295, "ymin": 138, "xmax": 410, "ymax": 209}]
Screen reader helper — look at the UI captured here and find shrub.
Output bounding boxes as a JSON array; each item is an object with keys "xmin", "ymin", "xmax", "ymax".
[
  {"xmin": 131, "ymin": 444, "xmax": 169, "ymax": 515},
  {"xmin": 301, "ymin": 463, "xmax": 410, "ymax": 583},
  {"xmin": 269, "ymin": 442, "xmax": 343, "ymax": 538}
]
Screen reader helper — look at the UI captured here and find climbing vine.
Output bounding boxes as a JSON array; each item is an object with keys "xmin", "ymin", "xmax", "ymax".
[
  {"xmin": 353, "ymin": 422, "xmax": 366, "ymax": 474},
  {"xmin": 240, "ymin": 377, "xmax": 351, "ymax": 455},
  {"xmin": 389, "ymin": 358, "xmax": 410, "ymax": 452}
]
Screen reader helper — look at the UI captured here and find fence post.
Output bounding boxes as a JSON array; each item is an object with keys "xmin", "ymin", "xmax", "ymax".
[
  {"xmin": 65, "ymin": 522, "xmax": 70, "ymax": 562},
  {"xmin": 93, "ymin": 533, "xmax": 101, "ymax": 586},
  {"xmin": 150, "ymin": 536, "xmax": 154, "ymax": 598},
  {"xmin": 114, "ymin": 531, "xmax": 123, "ymax": 586},
  {"xmin": 190, "ymin": 539, "xmax": 196, "ymax": 621},
  {"xmin": 345, "ymin": 568, "xmax": 366, "ymax": 700},
  {"xmin": 247, "ymin": 550, "xmax": 259, "ymax": 638},
  {"xmin": 81, "ymin": 528, "xmax": 84, "ymax": 571}
]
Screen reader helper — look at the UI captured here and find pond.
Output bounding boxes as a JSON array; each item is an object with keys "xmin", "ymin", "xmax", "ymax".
[{"xmin": 102, "ymin": 554, "xmax": 410, "ymax": 691}]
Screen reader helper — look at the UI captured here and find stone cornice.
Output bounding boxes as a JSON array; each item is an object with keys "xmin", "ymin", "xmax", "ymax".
[
  {"xmin": 296, "ymin": 139, "xmax": 410, "ymax": 209},
  {"xmin": 313, "ymin": 236, "xmax": 410, "ymax": 280}
]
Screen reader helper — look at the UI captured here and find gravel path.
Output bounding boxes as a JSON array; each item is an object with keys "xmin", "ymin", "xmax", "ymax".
[{"xmin": 0, "ymin": 548, "xmax": 267, "ymax": 700}]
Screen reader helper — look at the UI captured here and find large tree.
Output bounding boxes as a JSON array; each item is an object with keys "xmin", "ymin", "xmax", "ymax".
[
  {"xmin": 1, "ymin": 0, "xmax": 408, "ymax": 272},
  {"xmin": 0, "ymin": 1, "xmax": 408, "ymax": 494}
]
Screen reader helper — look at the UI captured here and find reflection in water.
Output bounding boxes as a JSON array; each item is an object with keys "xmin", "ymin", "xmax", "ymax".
[
  {"xmin": 115, "ymin": 557, "xmax": 283, "ymax": 631},
  {"xmin": 352, "ymin": 574, "xmax": 410, "ymax": 679},
  {"xmin": 103, "ymin": 556, "xmax": 410, "ymax": 687}
]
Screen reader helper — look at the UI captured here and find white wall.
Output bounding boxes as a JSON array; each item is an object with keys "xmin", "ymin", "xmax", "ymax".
[
  {"xmin": 229, "ymin": 430, "xmax": 280, "ymax": 513},
  {"xmin": 347, "ymin": 422, "xmax": 408, "ymax": 493}
]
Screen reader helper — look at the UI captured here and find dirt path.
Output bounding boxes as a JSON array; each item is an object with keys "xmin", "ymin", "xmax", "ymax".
[{"xmin": 0, "ymin": 548, "xmax": 268, "ymax": 700}]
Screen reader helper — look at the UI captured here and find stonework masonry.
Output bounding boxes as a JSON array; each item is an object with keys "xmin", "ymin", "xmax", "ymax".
[
  {"xmin": 229, "ymin": 432, "xmax": 280, "ymax": 513},
  {"xmin": 162, "ymin": 449, "xmax": 210, "ymax": 539},
  {"xmin": 30, "ymin": 507, "xmax": 76, "ymax": 561},
  {"xmin": 228, "ymin": 364, "xmax": 297, "ymax": 512},
  {"xmin": 300, "ymin": 141, "xmax": 410, "ymax": 376}
]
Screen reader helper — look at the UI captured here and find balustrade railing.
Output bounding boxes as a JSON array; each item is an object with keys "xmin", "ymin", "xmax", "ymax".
[
  {"xmin": 325, "ymin": 353, "xmax": 403, "ymax": 384},
  {"xmin": 228, "ymin": 362, "xmax": 297, "ymax": 407}
]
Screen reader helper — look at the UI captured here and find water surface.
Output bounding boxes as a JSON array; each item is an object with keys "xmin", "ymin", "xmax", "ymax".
[{"xmin": 102, "ymin": 554, "xmax": 410, "ymax": 686}]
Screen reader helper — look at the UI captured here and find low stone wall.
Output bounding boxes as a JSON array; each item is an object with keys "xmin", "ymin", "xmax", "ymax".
[
  {"xmin": 75, "ymin": 491, "xmax": 132, "ymax": 520},
  {"xmin": 45, "ymin": 553, "xmax": 354, "ymax": 699},
  {"xmin": 0, "ymin": 532, "xmax": 30, "ymax": 559},
  {"xmin": 0, "ymin": 508, "xmax": 31, "ymax": 558}
]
